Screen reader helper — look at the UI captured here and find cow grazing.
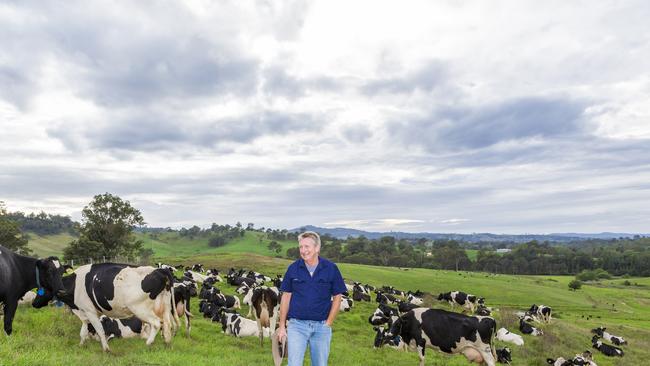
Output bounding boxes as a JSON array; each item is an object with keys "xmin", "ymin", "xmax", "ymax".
[
  {"xmin": 437, "ymin": 291, "xmax": 479, "ymax": 313},
  {"xmin": 32, "ymin": 263, "xmax": 178, "ymax": 352},
  {"xmin": 339, "ymin": 296, "xmax": 353, "ymax": 312},
  {"xmin": 368, "ymin": 303, "xmax": 399, "ymax": 326},
  {"xmin": 519, "ymin": 318, "xmax": 543, "ymax": 336},
  {"xmin": 386, "ymin": 308, "xmax": 497, "ymax": 366},
  {"xmin": 496, "ymin": 347, "xmax": 512, "ymax": 364},
  {"xmin": 0, "ymin": 246, "xmax": 66, "ymax": 335},
  {"xmin": 475, "ymin": 305, "xmax": 492, "ymax": 316},
  {"xmin": 373, "ymin": 326, "xmax": 407, "ymax": 350},
  {"xmin": 86, "ymin": 315, "xmax": 151, "ymax": 342},
  {"xmin": 251, "ymin": 286, "xmax": 279, "ymax": 345},
  {"xmin": 496, "ymin": 327, "xmax": 524, "ymax": 346},
  {"xmin": 592, "ymin": 335, "xmax": 624, "ymax": 357},
  {"xmin": 591, "ymin": 327, "xmax": 627, "ymax": 346},
  {"xmin": 352, "ymin": 288, "xmax": 371, "ymax": 302},
  {"xmin": 529, "ymin": 304, "xmax": 552, "ymax": 323}
]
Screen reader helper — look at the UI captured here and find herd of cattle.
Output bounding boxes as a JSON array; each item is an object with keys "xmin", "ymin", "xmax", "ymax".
[{"xmin": 0, "ymin": 245, "xmax": 632, "ymax": 365}]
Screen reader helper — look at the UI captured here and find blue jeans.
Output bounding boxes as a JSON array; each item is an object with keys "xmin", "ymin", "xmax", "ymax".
[{"xmin": 287, "ymin": 319, "xmax": 332, "ymax": 366}]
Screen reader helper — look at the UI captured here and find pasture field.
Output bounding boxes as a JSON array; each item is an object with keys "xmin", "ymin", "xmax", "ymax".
[
  {"xmin": 26, "ymin": 232, "xmax": 77, "ymax": 258},
  {"xmin": 2, "ymin": 251, "xmax": 649, "ymax": 365}
]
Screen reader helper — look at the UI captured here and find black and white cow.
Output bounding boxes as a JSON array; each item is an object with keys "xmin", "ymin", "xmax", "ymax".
[
  {"xmin": 437, "ymin": 291, "xmax": 479, "ymax": 313},
  {"xmin": 251, "ymin": 286, "xmax": 279, "ymax": 345},
  {"xmin": 32, "ymin": 263, "xmax": 178, "ymax": 352},
  {"xmin": 0, "ymin": 245, "xmax": 66, "ymax": 335},
  {"xmin": 475, "ymin": 304, "xmax": 492, "ymax": 316},
  {"xmin": 373, "ymin": 326, "xmax": 407, "ymax": 350},
  {"xmin": 571, "ymin": 351, "xmax": 598, "ymax": 366},
  {"xmin": 386, "ymin": 308, "xmax": 497, "ymax": 366},
  {"xmin": 592, "ymin": 335, "xmax": 624, "ymax": 357},
  {"xmin": 219, "ymin": 310, "xmax": 271, "ymax": 338},
  {"xmin": 339, "ymin": 296, "xmax": 353, "ymax": 312},
  {"xmin": 519, "ymin": 318, "xmax": 543, "ymax": 336},
  {"xmin": 376, "ymin": 291, "xmax": 398, "ymax": 305},
  {"xmin": 397, "ymin": 300, "xmax": 421, "ymax": 314},
  {"xmin": 368, "ymin": 303, "xmax": 399, "ymax": 326},
  {"xmin": 17, "ymin": 291, "xmax": 37, "ymax": 305},
  {"xmin": 591, "ymin": 327, "xmax": 627, "ymax": 345},
  {"xmin": 352, "ymin": 288, "xmax": 371, "ymax": 302},
  {"xmin": 496, "ymin": 347, "xmax": 512, "ymax": 364},
  {"xmin": 86, "ymin": 315, "xmax": 151, "ymax": 342},
  {"xmin": 407, "ymin": 294, "xmax": 423, "ymax": 305},
  {"xmin": 172, "ymin": 281, "xmax": 194, "ymax": 336},
  {"xmin": 496, "ymin": 327, "xmax": 524, "ymax": 346},
  {"xmin": 529, "ymin": 304, "xmax": 552, "ymax": 323}
]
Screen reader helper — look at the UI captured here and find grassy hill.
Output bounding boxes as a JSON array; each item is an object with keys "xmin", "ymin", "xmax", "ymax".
[
  {"xmin": 8, "ymin": 232, "xmax": 649, "ymax": 365},
  {"xmin": 26, "ymin": 232, "xmax": 76, "ymax": 257}
]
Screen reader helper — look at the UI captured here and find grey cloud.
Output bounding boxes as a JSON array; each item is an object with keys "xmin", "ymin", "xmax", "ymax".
[
  {"xmin": 388, "ymin": 96, "xmax": 588, "ymax": 152},
  {"xmin": 261, "ymin": 66, "xmax": 344, "ymax": 99},
  {"xmin": 47, "ymin": 111, "xmax": 323, "ymax": 153},
  {"xmin": 341, "ymin": 125, "xmax": 372, "ymax": 143}
]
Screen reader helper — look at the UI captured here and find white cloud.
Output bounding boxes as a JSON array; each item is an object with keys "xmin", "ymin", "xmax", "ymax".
[{"xmin": 1, "ymin": 1, "xmax": 650, "ymax": 233}]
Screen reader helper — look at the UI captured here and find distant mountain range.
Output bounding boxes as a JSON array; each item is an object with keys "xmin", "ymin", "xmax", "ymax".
[{"xmin": 292, "ymin": 225, "xmax": 648, "ymax": 243}]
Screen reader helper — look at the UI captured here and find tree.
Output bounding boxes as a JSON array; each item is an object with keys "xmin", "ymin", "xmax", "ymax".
[
  {"xmin": 64, "ymin": 193, "xmax": 145, "ymax": 261},
  {"xmin": 208, "ymin": 235, "xmax": 226, "ymax": 247},
  {"xmin": 268, "ymin": 240, "xmax": 282, "ymax": 253},
  {"xmin": 0, "ymin": 201, "xmax": 32, "ymax": 255},
  {"xmin": 568, "ymin": 280, "xmax": 582, "ymax": 291}
]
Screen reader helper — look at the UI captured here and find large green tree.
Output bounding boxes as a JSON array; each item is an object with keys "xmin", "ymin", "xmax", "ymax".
[
  {"xmin": 64, "ymin": 193, "xmax": 145, "ymax": 261},
  {"xmin": 0, "ymin": 201, "xmax": 32, "ymax": 255}
]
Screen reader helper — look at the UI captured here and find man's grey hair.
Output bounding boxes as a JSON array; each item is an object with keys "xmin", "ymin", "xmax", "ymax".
[{"xmin": 298, "ymin": 231, "xmax": 321, "ymax": 248}]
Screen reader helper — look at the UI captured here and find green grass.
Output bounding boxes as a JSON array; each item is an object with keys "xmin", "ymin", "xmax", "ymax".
[
  {"xmin": 9, "ymin": 233, "xmax": 650, "ymax": 365},
  {"xmin": 26, "ymin": 232, "xmax": 76, "ymax": 257},
  {"xmin": 465, "ymin": 249, "xmax": 478, "ymax": 261}
]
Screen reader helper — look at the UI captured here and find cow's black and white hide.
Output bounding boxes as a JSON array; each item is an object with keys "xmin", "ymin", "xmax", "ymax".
[
  {"xmin": 571, "ymin": 351, "xmax": 598, "ymax": 366},
  {"xmin": 407, "ymin": 294, "xmax": 423, "ymax": 305},
  {"xmin": 496, "ymin": 327, "xmax": 524, "ymax": 346},
  {"xmin": 17, "ymin": 291, "xmax": 37, "ymax": 305},
  {"xmin": 475, "ymin": 304, "xmax": 492, "ymax": 316},
  {"xmin": 219, "ymin": 310, "xmax": 270, "ymax": 338},
  {"xmin": 0, "ymin": 246, "xmax": 66, "ymax": 336},
  {"xmin": 373, "ymin": 326, "xmax": 408, "ymax": 350},
  {"xmin": 496, "ymin": 347, "xmax": 512, "ymax": 364},
  {"xmin": 212, "ymin": 293, "xmax": 241, "ymax": 309},
  {"xmin": 437, "ymin": 291, "xmax": 479, "ymax": 313},
  {"xmin": 529, "ymin": 304, "xmax": 552, "ymax": 323},
  {"xmin": 86, "ymin": 315, "xmax": 151, "ymax": 342},
  {"xmin": 519, "ymin": 318, "xmax": 543, "ymax": 336},
  {"xmin": 368, "ymin": 303, "xmax": 399, "ymax": 326},
  {"xmin": 396, "ymin": 300, "xmax": 421, "ymax": 315},
  {"xmin": 592, "ymin": 335, "xmax": 624, "ymax": 357},
  {"xmin": 173, "ymin": 281, "xmax": 193, "ymax": 336},
  {"xmin": 386, "ymin": 308, "xmax": 497, "ymax": 366},
  {"xmin": 227, "ymin": 274, "xmax": 256, "ymax": 287},
  {"xmin": 251, "ymin": 286, "xmax": 279, "ymax": 345},
  {"xmin": 352, "ymin": 288, "xmax": 371, "ymax": 302},
  {"xmin": 32, "ymin": 263, "xmax": 178, "ymax": 352},
  {"xmin": 339, "ymin": 296, "xmax": 353, "ymax": 312},
  {"xmin": 591, "ymin": 327, "xmax": 627, "ymax": 346},
  {"xmin": 376, "ymin": 291, "xmax": 398, "ymax": 305}
]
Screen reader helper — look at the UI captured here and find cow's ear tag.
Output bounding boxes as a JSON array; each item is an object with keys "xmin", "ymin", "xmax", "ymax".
[{"xmin": 37, "ymin": 288, "xmax": 45, "ymax": 296}]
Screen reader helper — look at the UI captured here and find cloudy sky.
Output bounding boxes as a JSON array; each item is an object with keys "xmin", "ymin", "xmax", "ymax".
[{"xmin": 2, "ymin": 1, "xmax": 650, "ymax": 234}]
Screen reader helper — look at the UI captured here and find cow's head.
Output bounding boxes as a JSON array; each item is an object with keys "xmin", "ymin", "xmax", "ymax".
[
  {"xmin": 437, "ymin": 292, "xmax": 447, "ymax": 301},
  {"xmin": 590, "ymin": 327, "xmax": 605, "ymax": 337},
  {"xmin": 496, "ymin": 347, "xmax": 512, "ymax": 364},
  {"xmin": 31, "ymin": 257, "xmax": 66, "ymax": 306}
]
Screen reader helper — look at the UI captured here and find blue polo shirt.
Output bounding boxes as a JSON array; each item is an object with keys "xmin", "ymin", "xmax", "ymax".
[{"xmin": 280, "ymin": 256, "xmax": 347, "ymax": 321}]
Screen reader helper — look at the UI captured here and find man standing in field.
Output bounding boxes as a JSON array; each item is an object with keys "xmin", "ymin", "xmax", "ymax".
[{"xmin": 276, "ymin": 231, "xmax": 347, "ymax": 366}]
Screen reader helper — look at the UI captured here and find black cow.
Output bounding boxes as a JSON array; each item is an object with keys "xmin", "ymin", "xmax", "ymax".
[
  {"xmin": 592, "ymin": 335, "xmax": 624, "ymax": 357},
  {"xmin": 496, "ymin": 347, "xmax": 512, "ymax": 364},
  {"xmin": 0, "ymin": 245, "xmax": 66, "ymax": 335},
  {"xmin": 386, "ymin": 308, "xmax": 497, "ymax": 366},
  {"xmin": 529, "ymin": 304, "xmax": 552, "ymax": 323},
  {"xmin": 173, "ymin": 281, "xmax": 194, "ymax": 336},
  {"xmin": 352, "ymin": 288, "xmax": 371, "ymax": 302}
]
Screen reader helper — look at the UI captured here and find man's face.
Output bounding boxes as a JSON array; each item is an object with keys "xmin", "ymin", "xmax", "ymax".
[{"xmin": 299, "ymin": 237, "xmax": 319, "ymax": 262}]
